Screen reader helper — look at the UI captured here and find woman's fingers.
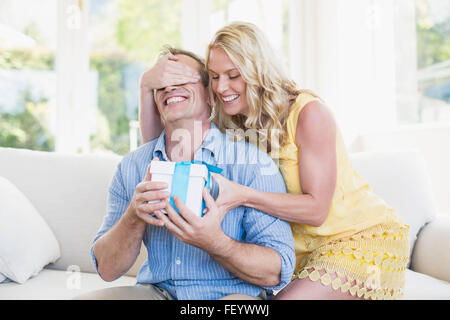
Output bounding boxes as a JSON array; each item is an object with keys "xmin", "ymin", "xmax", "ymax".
[
  {"xmin": 149, "ymin": 54, "xmax": 200, "ymax": 89},
  {"xmin": 209, "ymin": 172, "xmax": 225, "ymax": 187},
  {"xmin": 166, "ymin": 60, "xmax": 201, "ymax": 82},
  {"xmin": 202, "ymin": 188, "xmax": 217, "ymax": 211},
  {"xmin": 166, "ymin": 52, "xmax": 178, "ymax": 61}
]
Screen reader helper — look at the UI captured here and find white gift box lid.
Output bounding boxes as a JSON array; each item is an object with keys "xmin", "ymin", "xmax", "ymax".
[{"xmin": 150, "ymin": 161, "xmax": 208, "ymax": 180}]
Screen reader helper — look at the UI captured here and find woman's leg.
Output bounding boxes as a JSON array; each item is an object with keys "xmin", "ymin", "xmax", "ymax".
[{"xmin": 274, "ymin": 269, "xmax": 363, "ymax": 300}]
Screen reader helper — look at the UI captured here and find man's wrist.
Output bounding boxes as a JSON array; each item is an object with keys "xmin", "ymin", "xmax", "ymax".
[
  {"xmin": 123, "ymin": 205, "xmax": 147, "ymax": 230},
  {"xmin": 206, "ymin": 232, "xmax": 235, "ymax": 259}
]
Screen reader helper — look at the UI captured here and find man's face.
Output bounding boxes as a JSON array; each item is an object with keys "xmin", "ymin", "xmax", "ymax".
[{"xmin": 155, "ymin": 55, "xmax": 210, "ymax": 124}]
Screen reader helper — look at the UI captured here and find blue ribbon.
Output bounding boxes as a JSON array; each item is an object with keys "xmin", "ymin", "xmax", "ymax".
[{"xmin": 170, "ymin": 160, "xmax": 222, "ymax": 216}]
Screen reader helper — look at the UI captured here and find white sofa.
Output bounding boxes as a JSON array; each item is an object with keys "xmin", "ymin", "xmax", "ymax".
[{"xmin": 0, "ymin": 146, "xmax": 449, "ymax": 299}]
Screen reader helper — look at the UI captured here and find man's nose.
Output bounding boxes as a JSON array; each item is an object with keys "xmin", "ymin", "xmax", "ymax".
[{"xmin": 164, "ymin": 85, "xmax": 178, "ymax": 92}]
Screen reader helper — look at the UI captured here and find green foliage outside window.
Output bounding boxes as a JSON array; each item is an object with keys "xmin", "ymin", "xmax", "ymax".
[
  {"xmin": 116, "ymin": 0, "xmax": 181, "ymax": 63},
  {"xmin": 416, "ymin": 0, "xmax": 450, "ymax": 68},
  {"xmin": 0, "ymin": 50, "xmax": 133, "ymax": 155},
  {"xmin": 0, "ymin": 50, "xmax": 54, "ymax": 151},
  {"xmin": 0, "ymin": 91, "xmax": 54, "ymax": 151},
  {"xmin": 89, "ymin": 53, "xmax": 133, "ymax": 155}
]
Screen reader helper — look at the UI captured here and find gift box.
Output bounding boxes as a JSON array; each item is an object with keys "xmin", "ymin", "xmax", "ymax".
[{"xmin": 150, "ymin": 160, "xmax": 222, "ymax": 217}]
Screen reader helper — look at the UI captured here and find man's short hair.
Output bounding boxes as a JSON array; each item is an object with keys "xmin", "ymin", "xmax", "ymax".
[{"xmin": 160, "ymin": 45, "xmax": 209, "ymax": 88}]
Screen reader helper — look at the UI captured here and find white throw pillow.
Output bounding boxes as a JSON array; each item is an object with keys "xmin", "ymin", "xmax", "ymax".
[
  {"xmin": 0, "ymin": 272, "xmax": 6, "ymax": 283},
  {"xmin": 0, "ymin": 176, "xmax": 61, "ymax": 284}
]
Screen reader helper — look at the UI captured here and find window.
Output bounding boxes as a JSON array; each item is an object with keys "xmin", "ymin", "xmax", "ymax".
[
  {"xmin": 89, "ymin": 0, "xmax": 182, "ymax": 155},
  {"xmin": 0, "ymin": 0, "xmax": 57, "ymax": 152},
  {"xmin": 283, "ymin": 0, "xmax": 449, "ymax": 145},
  {"xmin": 0, "ymin": 0, "xmax": 290, "ymax": 155},
  {"xmin": 394, "ymin": 0, "xmax": 450, "ymax": 125},
  {"xmin": 415, "ymin": 0, "xmax": 450, "ymax": 124}
]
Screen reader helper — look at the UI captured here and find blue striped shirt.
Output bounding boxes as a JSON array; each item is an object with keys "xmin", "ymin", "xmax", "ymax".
[{"xmin": 91, "ymin": 123, "xmax": 295, "ymax": 300}]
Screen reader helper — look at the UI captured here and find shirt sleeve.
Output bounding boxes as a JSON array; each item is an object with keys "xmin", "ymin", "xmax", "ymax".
[
  {"xmin": 241, "ymin": 161, "xmax": 296, "ymax": 292},
  {"xmin": 90, "ymin": 161, "xmax": 131, "ymax": 275}
]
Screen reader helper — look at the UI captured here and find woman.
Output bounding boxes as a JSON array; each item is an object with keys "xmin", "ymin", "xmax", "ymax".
[{"xmin": 140, "ymin": 22, "xmax": 410, "ymax": 300}]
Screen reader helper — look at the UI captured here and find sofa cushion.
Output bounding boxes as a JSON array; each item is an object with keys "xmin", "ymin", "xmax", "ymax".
[
  {"xmin": 350, "ymin": 150, "xmax": 438, "ymax": 259},
  {"xmin": 0, "ymin": 176, "xmax": 61, "ymax": 283},
  {"xmin": 403, "ymin": 269, "xmax": 450, "ymax": 300},
  {"xmin": 0, "ymin": 268, "xmax": 136, "ymax": 300},
  {"xmin": 0, "ymin": 147, "xmax": 121, "ymax": 274},
  {"xmin": 0, "ymin": 147, "xmax": 147, "ymax": 277}
]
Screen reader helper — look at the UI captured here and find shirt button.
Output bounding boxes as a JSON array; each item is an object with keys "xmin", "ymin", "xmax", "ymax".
[{"xmin": 175, "ymin": 258, "xmax": 181, "ymax": 265}]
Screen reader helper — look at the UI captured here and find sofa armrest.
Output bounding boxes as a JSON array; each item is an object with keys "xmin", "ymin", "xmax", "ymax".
[{"xmin": 410, "ymin": 214, "xmax": 450, "ymax": 283}]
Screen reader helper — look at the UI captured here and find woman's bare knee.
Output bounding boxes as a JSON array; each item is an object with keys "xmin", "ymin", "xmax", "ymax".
[{"xmin": 274, "ymin": 277, "xmax": 363, "ymax": 300}]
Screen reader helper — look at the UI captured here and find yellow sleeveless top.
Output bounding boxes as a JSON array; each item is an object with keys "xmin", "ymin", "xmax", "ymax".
[{"xmin": 272, "ymin": 93, "xmax": 402, "ymax": 272}]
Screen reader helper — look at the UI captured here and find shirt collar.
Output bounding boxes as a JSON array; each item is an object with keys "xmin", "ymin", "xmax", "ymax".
[
  {"xmin": 201, "ymin": 122, "xmax": 223, "ymax": 163},
  {"xmin": 153, "ymin": 129, "xmax": 168, "ymax": 160},
  {"xmin": 152, "ymin": 122, "xmax": 223, "ymax": 163}
]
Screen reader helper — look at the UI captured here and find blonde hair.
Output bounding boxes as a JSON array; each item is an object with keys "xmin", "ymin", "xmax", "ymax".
[{"xmin": 206, "ymin": 21, "xmax": 318, "ymax": 147}]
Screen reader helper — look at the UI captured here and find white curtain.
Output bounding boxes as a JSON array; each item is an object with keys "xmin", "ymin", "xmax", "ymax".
[
  {"xmin": 290, "ymin": 0, "xmax": 401, "ymax": 146},
  {"xmin": 185, "ymin": 0, "xmax": 407, "ymax": 146},
  {"xmin": 182, "ymin": 0, "xmax": 284, "ymax": 61}
]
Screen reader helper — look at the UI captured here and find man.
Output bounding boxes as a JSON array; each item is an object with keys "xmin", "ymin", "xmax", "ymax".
[{"xmin": 77, "ymin": 47, "xmax": 295, "ymax": 300}]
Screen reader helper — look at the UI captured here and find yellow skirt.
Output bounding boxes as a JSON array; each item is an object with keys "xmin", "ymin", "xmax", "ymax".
[{"xmin": 295, "ymin": 223, "xmax": 410, "ymax": 300}]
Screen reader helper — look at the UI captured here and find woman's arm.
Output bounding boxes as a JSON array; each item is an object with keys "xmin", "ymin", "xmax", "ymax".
[
  {"xmin": 214, "ymin": 101, "xmax": 337, "ymax": 227},
  {"xmin": 139, "ymin": 86, "xmax": 163, "ymax": 143}
]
